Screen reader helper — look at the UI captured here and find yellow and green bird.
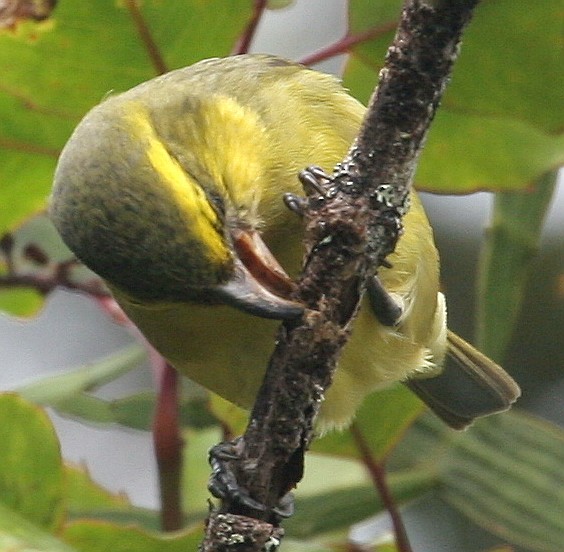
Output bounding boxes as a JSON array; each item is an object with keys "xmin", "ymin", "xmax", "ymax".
[{"xmin": 50, "ymin": 55, "xmax": 519, "ymax": 432}]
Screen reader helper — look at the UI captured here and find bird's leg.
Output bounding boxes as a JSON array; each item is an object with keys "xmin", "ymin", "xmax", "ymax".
[
  {"xmin": 367, "ymin": 275, "xmax": 403, "ymax": 327},
  {"xmin": 208, "ymin": 438, "xmax": 295, "ymax": 521}
]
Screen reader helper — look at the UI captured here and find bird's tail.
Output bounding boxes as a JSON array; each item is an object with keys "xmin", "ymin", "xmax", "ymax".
[{"xmin": 405, "ymin": 330, "xmax": 521, "ymax": 429}]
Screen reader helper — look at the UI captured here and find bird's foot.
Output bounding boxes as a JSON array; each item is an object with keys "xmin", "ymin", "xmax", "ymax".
[
  {"xmin": 283, "ymin": 165, "xmax": 338, "ymax": 217},
  {"xmin": 208, "ymin": 438, "xmax": 295, "ymax": 521},
  {"xmin": 298, "ymin": 165, "xmax": 335, "ymax": 197}
]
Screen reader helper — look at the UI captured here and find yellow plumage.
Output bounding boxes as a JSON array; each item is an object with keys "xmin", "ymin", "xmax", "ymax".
[{"xmin": 50, "ymin": 55, "xmax": 519, "ymax": 431}]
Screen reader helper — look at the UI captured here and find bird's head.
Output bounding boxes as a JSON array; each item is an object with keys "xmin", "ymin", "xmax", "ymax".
[{"xmin": 50, "ymin": 92, "xmax": 302, "ymax": 320}]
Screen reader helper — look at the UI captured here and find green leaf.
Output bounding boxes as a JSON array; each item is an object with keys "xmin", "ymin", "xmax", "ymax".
[
  {"xmin": 103, "ymin": 389, "xmax": 217, "ymax": 432},
  {"xmin": 17, "ymin": 344, "xmax": 147, "ymax": 407},
  {"xmin": 344, "ymin": 0, "xmax": 563, "ymax": 193},
  {"xmin": 51, "ymin": 394, "xmax": 118, "ymax": 424},
  {"xmin": 0, "ymin": 156, "xmax": 58, "ymax": 236},
  {"xmin": 0, "ymin": 502, "xmax": 77, "ymax": 552},
  {"xmin": 65, "ymin": 463, "xmax": 167, "ymax": 531},
  {"xmin": 373, "ymin": 545, "xmax": 399, "ymax": 552},
  {"xmin": 182, "ymin": 427, "xmax": 223, "ymax": 515},
  {"xmin": 347, "ymin": 0, "xmax": 402, "ymax": 42},
  {"xmin": 0, "ymin": 0, "xmax": 253, "ymax": 234},
  {"xmin": 65, "ymin": 465, "xmax": 164, "ymax": 530},
  {"xmin": 208, "ymin": 393, "xmax": 249, "ymax": 436},
  {"xmin": 0, "ymin": 286, "xmax": 44, "ymax": 316},
  {"xmin": 63, "ymin": 520, "xmax": 203, "ymax": 552},
  {"xmin": 64, "ymin": 464, "xmax": 131, "ymax": 517},
  {"xmin": 298, "ymin": 453, "xmax": 367, "ymax": 497},
  {"xmin": 312, "ymin": 385, "xmax": 423, "ymax": 461},
  {"xmin": 43, "ymin": 388, "xmax": 217, "ymax": 432},
  {"xmin": 283, "ymin": 540, "xmax": 335, "ymax": 552},
  {"xmin": 444, "ymin": 413, "xmax": 564, "ymax": 552},
  {"xmin": 0, "ymin": 394, "xmax": 64, "ymax": 531},
  {"xmin": 476, "ymin": 171, "xmax": 558, "ymax": 361},
  {"xmin": 287, "ymin": 469, "xmax": 436, "ymax": 540},
  {"xmin": 108, "ymin": 392, "xmax": 157, "ymax": 430},
  {"xmin": 417, "ymin": 115, "xmax": 564, "ymax": 193},
  {"xmin": 410, "ymin": 412, "xmax": 564, "ymax": 552},
  {"xmin": 442, "ymin": 1, "xmax": 562, "ymax": 134},
  {"xmin": 267, "ymin": 0, "xmax": 295, "ymax": 9}
]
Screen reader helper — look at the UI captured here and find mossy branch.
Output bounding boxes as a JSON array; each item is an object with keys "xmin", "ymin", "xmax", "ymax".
[{"xmin": 202, "ymin": 1, "xmax": 480, "ymax": 550}]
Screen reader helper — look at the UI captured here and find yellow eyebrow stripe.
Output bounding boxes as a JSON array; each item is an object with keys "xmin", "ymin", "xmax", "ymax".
[{"xmin": 126, "ymin": 105, "xmax": 228, "ymax": 265}]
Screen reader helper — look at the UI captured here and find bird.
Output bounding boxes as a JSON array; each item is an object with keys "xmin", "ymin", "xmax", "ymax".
[{"xmin": 50, "ymin": 54, "xmax": 520, "ymax": 433}]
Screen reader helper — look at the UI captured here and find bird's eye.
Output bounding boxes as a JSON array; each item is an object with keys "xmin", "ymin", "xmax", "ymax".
[{"xmin": 206, "ymin": 189, "xmax": 226, "ymax": 219}]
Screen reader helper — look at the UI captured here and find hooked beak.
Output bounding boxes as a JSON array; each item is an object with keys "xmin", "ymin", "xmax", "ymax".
[{"xmin": 214, "ymin": 229, "xmax": 304, "ymax": 320}]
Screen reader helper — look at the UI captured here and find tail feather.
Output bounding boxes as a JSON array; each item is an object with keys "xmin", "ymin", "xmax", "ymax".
[{"xmin": 405, "ymin": 330, "xmax": 521, "ymax": 430}]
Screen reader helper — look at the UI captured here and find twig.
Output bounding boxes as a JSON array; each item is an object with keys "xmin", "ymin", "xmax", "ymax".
[
  {"xmin": 350, "ymin": 423, "xmax": 412, "ymax": 552},
  {"xmin": 231, "ymin": 0, "xmax": 267, "ymax": 55},
  {"xmin": 153, "ymin": 362, "xmax": 185, "ymax": 532},
  {"xmin": 209, "ymin": 1, "xmax": 482, "ymax": 549},
  {"xmin": 0, "ymin": 137, "xmax": 60, "ymax": 158},
  {"xmin": 299, "ymin": 21, "xmax": 398, "ymax": 67},
  {"xmin": 124, "ymin": 0, "xmax": 168, "ymax": 75},
  {"xmin": 0, "ymin": 238, "xmax": 109, "ymax": 298}
]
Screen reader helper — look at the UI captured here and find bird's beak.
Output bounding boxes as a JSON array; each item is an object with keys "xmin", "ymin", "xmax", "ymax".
[{"xmin": 215, "ymin": 229, "xmax": 304, "ymax": 320}]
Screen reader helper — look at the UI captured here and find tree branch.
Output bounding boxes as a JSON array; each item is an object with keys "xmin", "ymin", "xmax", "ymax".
[
  {"xmin": 202, "ymin": 0, "xmax": 480, "ymax": 549},
  {"xmin": 0, "ymin": 231, "xmax": 108, "ymax": 298}
]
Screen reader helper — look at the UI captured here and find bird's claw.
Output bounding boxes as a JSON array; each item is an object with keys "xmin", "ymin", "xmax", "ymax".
[
  {"xmin": 208, "ymin": 439, "xmax": 295, "ymax": 521},
  {"xmin": 284, "ymin": 166, "xmax": 337, "ymax": 217},
  {"xmin": 298, "ymin": 165, "xmax": 335, "ymax": 198},
  {"xmin": 283, "ymin": 192, "xmax": 308, "ymax": 216}
]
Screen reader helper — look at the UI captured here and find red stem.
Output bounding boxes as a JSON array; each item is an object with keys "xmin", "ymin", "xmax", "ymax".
[
  {"xmin": 124, "ymin": 0, "xmax": 168, "ymax": 75},
  {"xmin": 153, "ymin": 362, "xmax": 185, "ymax": 531},
  {"xmin": 299, "ymin": 21, "xmax": 397, "ymax": 66},
  {"xmin": 0, "ymin": 137, "xmax": 60, "ymax": 158},
  {"xmin": 231, "ymin": 0, "xmax": 267, "ymax": 55},
  {"xmin": 350, "ymin": 423, "xmax": 413, "ymax": 552}
]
